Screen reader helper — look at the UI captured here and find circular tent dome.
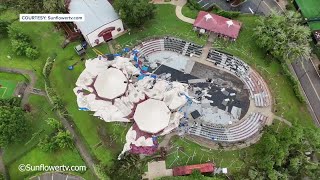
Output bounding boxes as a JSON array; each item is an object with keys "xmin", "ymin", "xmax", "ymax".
[
  {"xmin": 134, "ymin": 99, "xmax": 171, "ymax": 134},
  {"xmin": 94, "ymin": 68, "xmax": 128, "ymax": 99}
]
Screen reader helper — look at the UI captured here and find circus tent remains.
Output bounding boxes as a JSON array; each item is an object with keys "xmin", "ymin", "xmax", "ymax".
[{"xmin": 134, "ymin": 99, "xmax": 171, "ymax": 134}]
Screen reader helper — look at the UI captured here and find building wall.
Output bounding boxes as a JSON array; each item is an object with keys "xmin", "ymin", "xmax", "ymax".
[{"xmin": 85, "ymin": 19, "xmax": 124, "ymax": 47}]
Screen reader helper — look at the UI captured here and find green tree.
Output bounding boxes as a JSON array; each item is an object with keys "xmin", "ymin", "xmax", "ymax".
[
  {"xmin": 254, "ymin": 11, "xmax": 311, "ymax": 63},
  {"xmin": 0, "ymin": 173, "xmax": 4, "ymax": 180},
  {"xmin": 43, "ymin": 0, "xmax": 65, "ymax": 13},
  {"xmin": 0, "ymin": 106, "xmax": 28, "ymax": 147},
  {"xmin": 16, "ymin": 0, "xmax": 44, "ymax": 13},
  {"xmin": 114, "ymin": 0, "xmax": 156, "ymax": 27},
  {"xmin": 38, "ymin": 135, "xmax": 58, "ymax": 152},
  {"xmin": 46, "ymin": 118, "xmax": 63, "ymax": 130},
  {"xmin": 51, "ymin": 96, "xmax": 64, "ymax": 111},
  {"xmin": 247, "ymin": 125, "xmax": 320, "ymax": 179},
  {"xmin": 0, "ymin": 20, "xmax": 10, "ymax": 37},
  {"xmin": 11, "ymin": 39, "xmax": 30, "ymax": 56},
  {"xmin": 54, "ymin": 130, "xmax": 73, "ymax": 149},
  {"xmin": 25, "ymin": 47, "xmax": 39, "ymax": 60}
]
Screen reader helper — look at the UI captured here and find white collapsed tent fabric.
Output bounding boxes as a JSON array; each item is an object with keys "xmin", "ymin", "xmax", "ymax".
[
  {"xmin": 134, "ymin": 99, "xmax": 171, "ymax": 134},
  {"xmin": 94, "ymin": 68, "xmax": 128, "ymax": 99},
  {"xmin": 74, "ymin": 56, "xmax": 190, "ymax": 159}
]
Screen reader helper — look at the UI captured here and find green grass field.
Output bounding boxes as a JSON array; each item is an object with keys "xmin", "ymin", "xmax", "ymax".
[
  {"xmin": 296, "ymin": 0, "xmax": 320, "ymax": 19},
  {"xmin": 309, "ymin": 22, "xmax": 320, "ymax": 31},
  {"xmin": 8, "ymin": 148, "xmax": 95, "ymax": 180},
  {"xmin": 181, "ymin": 5, "xmax": 199, "ymax": 19},
  {"xmin": 0, "ymin": 80, "xmax": 18, "ymax": 98},
  {"xmin": 3, "ymin": 95, "xmax": 94, "ymax": 179}
]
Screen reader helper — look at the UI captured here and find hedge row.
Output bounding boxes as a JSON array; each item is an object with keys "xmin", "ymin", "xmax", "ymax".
[
  {"xmin": 212, "ymin": 5, "xmax": 240, "ymax": 19},
  {"xmin": 281, "ymin": 63, "xmax": 305, "ymax": 103}
]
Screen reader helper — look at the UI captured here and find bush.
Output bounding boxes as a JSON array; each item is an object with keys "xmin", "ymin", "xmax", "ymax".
[
  {"xmin": 0, "ymin": 97, "xmax": 21, "ymax": 107},
  {"xmin": 11, "ymin": 39, "xmax": 30, "ymax": 56},
  {"xmin": 0, "ymin": 20, "xmax": 10, "ymax": 37},
  {"xmin": 25, "ymin": 47, "xmax": 39, "ymax": 59},
  {"xmin": 7, "ymin": 25, "xmax": 39, "ymax": 59},
  {"xmin": 0, "ymin": 173, "xmax": 4, "ymax": 180}
]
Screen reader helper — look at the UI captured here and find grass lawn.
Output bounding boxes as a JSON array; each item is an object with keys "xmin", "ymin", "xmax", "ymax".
[
  {"xmin": 181, "ymin": 5, "xmax": 199, "ymax": 19},
  {"xmin": 166, "ymin": 136, "xmax": 248, "ymax": 173},
  {"xmin": 0, "ymin": 80, "xmax": 17, "ymax": 98},
  {"xmin": 0, "ymin": 72, "xmax": 29, "ymax": 82},
  {"xmin": 113, "ymin": 4, "xmax": 207, "ymax": 50},
  {"xmin": 3, "ymin": 95, "xmax": 94, "ymax": 179},
  {"xmin": 3, "ymin": 95, "xmax": 57, "ymax": 165},
  {"xmin": 295, "ymin": 0, "xmax": 320, "ymax": 19},
  {"xmin": 213, "ymin": 15, "xmax": 314, "ymax": 127},
  {"xmin": 309, "ymin": 22, "xmax": 320, "ymax": 31},
  {"xmin": 8, "ymin": 147, "xmax": 95, "ymax": 180},
  {"xmin": 0, "ymin": 72, "xmax": 28, "ymax": 98}
]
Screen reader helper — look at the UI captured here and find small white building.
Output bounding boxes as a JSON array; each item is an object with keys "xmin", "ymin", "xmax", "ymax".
[{"xmin": 67, "ymin": 0, "xmax": 124, "ymax": 47}]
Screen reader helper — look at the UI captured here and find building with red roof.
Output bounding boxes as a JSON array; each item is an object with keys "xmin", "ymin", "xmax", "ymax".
[
  {"xmin": 193, "ymin": 11, "xmax": 242, "ymax": 41},
  {"xmin": 172, "ymin": 163, "xmax": 215, "ymax": 176}
]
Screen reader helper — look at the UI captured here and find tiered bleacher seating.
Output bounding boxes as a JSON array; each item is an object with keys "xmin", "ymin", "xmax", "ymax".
[
  {"xmin": 163, "ymin": 37, "xmax": 186, "ymax": 54},
  {"xmin": 138, "ymin": 39, "xmax": 165, "ymax": 56},
  {"xmin": 135, "ymin": 37, "xmax": 203, "ymax": 58},
  {"xmin": 188, "ymin": 113, "xmax": 267, "ymax": 142},
  {"xmin": 206, "ymin": 49, "xmax": 270, "ymax": 107}
]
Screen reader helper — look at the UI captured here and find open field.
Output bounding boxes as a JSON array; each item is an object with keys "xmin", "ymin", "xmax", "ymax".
[{"xmin": 295, "ymin": 0, "xmax": 320, "ymax": 19}]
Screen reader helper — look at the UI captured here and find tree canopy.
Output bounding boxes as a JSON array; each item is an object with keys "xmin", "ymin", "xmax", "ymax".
[
  {"xmin": 0, "ymin": 106, "xmax": 28, "ymax": 147},
  {"xmin": 114, "ymin": 0, "xmax": 156, "ymax": 27},
  {"xmin": 254, "ymin": 11, "xmax": 311, "ymax": 63},
  {"xmin": 237, "ymin": 124, "xmax": 320, "ymax": 180}
]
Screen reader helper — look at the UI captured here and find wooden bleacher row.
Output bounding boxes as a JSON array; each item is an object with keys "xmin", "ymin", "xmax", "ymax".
[
  {"xmin": 135, "ymin": 37, "xmax": 203, "ymax": 58},
  {"xmin": 138, "ymin": 39, "xmax": 165, "ymax": 56},
  {"xmin": 187, "ymin": 113, "xmax": 266, "ymax": 142}
]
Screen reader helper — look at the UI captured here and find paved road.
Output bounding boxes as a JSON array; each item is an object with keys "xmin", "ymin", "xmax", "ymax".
[
  {"xmin": 292, "ymin": 59, "xmax": 320, "ymax": 127},
  {"xmin": 197, "ymin": 0, "xmax": 283, "ymax": 15}
]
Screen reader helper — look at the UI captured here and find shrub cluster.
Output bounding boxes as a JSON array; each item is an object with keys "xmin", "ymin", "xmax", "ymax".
[{"xmin": 7, "ymin": 26, "xmax": 39, "ymax": 59}]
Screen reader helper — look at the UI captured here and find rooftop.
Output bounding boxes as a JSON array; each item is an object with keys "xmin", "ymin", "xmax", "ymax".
[
  {"xmin": 69, "ymin": 0, "xmax": 119, "ymax": 35},
  {"xmin": 193, "ymin": 11, "xmax": 242, "ymax": 39}
]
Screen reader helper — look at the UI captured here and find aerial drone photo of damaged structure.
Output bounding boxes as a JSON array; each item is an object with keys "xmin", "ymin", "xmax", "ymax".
[{"xmin": 74, "ymin": 36, "xmax": 271, "ymax": 168}]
